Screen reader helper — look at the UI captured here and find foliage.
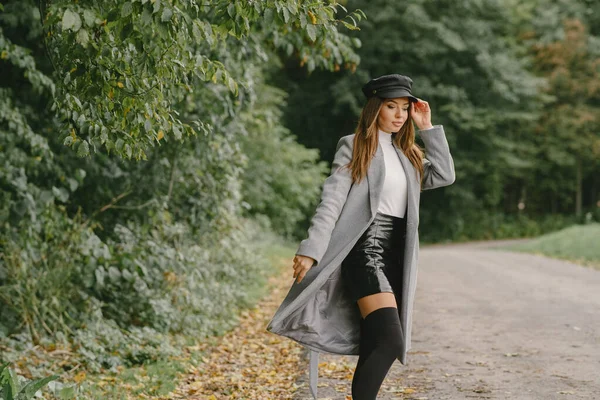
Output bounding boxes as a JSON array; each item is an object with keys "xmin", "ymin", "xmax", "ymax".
[
  {"xmin": 528, "ymin": 18, "xmax": 600, "ymax": 215},
  {"xmin": 237, "ymin": 84, "xmax": 330, "ymax": 239},
  {"xmin": 0, "ymin": 363, "xmax": 59, "ymax": 400},
  {"xmin": 0, "ymin": 0, "xmax": 364, "ymax": 381},
  {"xmin": 1, "ymin": 205, "xmax": 274, "ymax": 367},
  {"xmin": 41, "ymin": 0, "xmax": 364, "ymax": 159},
  {"xmin": 420, "ymin": 210, "xmax": 578, "ymax": 243}
]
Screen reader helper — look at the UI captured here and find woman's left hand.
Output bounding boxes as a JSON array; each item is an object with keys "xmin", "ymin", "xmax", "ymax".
[{"xmin": 411, "ymin": 99, "xmax": 434, "ymax": 131}]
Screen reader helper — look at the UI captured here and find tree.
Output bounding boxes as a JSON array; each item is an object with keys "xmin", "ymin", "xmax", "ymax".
[
  {"xmin": 0, "ymin": 0, "xmax": 366, "ymax": 363},
  {"xmin": 530, "ymin": 18, "xmax": 600, "ymax": 216},
  {"xmin": 41, "ymin": 0, "xmax": 364, "ymax": 159},
  {"xmin": 277, "ymin": 0, "xmax": 545, "ymax": 241}
]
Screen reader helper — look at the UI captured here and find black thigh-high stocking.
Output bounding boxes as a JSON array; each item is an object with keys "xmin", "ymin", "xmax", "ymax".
[{"xmin": 352, "ymin": 307, "xmax": 403, "ymax": 400}]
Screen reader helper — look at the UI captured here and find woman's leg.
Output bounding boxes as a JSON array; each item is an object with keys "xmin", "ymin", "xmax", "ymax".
[{"xmin": 352, "ymin": 292, "xmax": 402, "ymax": 400}]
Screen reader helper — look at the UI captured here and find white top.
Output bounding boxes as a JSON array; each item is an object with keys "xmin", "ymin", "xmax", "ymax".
[{"xmin": 376, "ymin": 129, "xmax": 408, "ymax": 218}]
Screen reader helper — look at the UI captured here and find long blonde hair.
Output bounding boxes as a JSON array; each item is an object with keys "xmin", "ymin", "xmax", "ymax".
[{"xmin": 345, "ymin": 96, "xmax": 425, "ymax": 187}]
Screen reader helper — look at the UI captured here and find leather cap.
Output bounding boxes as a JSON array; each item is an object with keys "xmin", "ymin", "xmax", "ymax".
[{"xmin": 362, "ymin": 74, "xmax": 418, "ymax": 102}]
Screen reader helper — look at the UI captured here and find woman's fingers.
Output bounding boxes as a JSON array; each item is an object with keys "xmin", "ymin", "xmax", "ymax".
[
  {"xmin": 296, "ymin": 270, "xmax": 306, "ymax": 283},
  {"xmin": 293, "ymin": 261, "xmax": 311, "ymax": 283},
  {"xmin": 413, "ymin": 99, "xmax": 429, "ymax": 113},
  {"xmin": 292, "ymin": 255, "xmax": 316, "ymax": 282},
  {"xmin": 296, "ymin": 266, "xmax": 309, "ymax": 283}
]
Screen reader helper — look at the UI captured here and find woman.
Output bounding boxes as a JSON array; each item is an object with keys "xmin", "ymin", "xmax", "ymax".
[{"xmin": 266, "ymin": 74, "xmax": 455, "ymax": 399}]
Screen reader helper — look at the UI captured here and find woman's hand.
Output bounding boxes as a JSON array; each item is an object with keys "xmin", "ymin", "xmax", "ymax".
[
  {"xmin": 411, "ymin": 99, "xmax": 434, "ymax": 131},
  {"xmin": 293, "ymin": 255, "xmax": 315, "ymax": 284}
]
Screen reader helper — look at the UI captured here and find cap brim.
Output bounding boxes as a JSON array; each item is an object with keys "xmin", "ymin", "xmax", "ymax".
[{"xmin": 376, "ymin": 89, "xmax": 418, "ymax": 102}]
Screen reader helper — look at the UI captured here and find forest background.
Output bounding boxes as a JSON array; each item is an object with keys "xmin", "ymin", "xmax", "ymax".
[{"xmin": 1, "ymin": 0, "xmax": 599, "ymax": 397}]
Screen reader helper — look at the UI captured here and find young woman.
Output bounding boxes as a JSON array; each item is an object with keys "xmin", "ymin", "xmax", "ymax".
[{"xmin": 267, "ymin": 74, "xmax": 455, "ymax": 399}]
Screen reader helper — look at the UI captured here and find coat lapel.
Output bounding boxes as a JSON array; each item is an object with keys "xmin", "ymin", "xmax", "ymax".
[{"xmin": 367, "ymin": 144, "xmax": 384, "ymax": 218}]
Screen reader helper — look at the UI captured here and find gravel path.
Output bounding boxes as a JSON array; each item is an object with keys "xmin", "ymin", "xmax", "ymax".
[{"xmin": 293, "ymin": 240, "xmax": 600, "ymax": 399}]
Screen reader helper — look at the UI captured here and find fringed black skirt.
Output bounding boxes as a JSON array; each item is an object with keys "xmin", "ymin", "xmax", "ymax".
[{"xmin": 341, "ymin": 211, "xmax": 407, "ymax": 304}]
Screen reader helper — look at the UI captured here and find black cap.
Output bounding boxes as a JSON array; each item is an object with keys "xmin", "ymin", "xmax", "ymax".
[{"xmin": 362, "ymin": 74, "xmax": 418, "ymax": 102}]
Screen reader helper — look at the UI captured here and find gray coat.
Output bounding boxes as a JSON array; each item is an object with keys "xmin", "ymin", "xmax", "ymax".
[{"xmin": 266, "ymin": 125, "xmax": 455, "ymax": 398}]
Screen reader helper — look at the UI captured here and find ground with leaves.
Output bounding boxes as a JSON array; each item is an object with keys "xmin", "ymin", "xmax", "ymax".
[{"xmin": 164, "ymin": 252, "xmax": 307, "ymax": 399}]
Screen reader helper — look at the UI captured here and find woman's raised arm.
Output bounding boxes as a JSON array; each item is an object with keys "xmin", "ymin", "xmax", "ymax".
[{"xmin": 419, "ymin": 125, "xmax": 456, "ymax": 190}]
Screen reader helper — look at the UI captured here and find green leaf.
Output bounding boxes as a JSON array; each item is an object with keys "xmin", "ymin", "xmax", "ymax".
[
  {"xmin": 52, "ymin": 187, "xmax": 70, "ymax": 202},
  {"xmin": 67, "ymin": 177, "xmax": 79, "ymax": 192},
  {"xmin": 340, "ymin": 20, "xmax": 359, "ymax": 31},
  {"xmin": 83, "ymin": 9, "xmax": 96, "ymax": 27},
  {"xmin": 39, "ymin": 190, "xmax": 54, "ymax": 205},
  {"xmin": 75, "ymin": 168, "xmax": 87, "ymax": 182},
  {"xmin": 62, "ymin": 9, "xmax": 82, "ymax": 32},
  {"xmin": 0, "ymin": 362, "xmax": 8, "ymax": 376},
  {"xmin": 115, "ymin": 138, "xmax": 125, "ymax": 152},
  {"xmin": 306, "ymin": 24, "xmax": 317, "ymax": 42},
  {"xmin": 299, "ymin": 13, "xmax": 307, "ymax": 28},
  {"xmin": 2, "ymin": 381, "xmax": 14, "ymax": 400},
  {"xmin": 0, "ymin": 364, "xmax": 17, "ymax": 398},
  {"xmin": 264, "ymin": 8, "xmax": 273, "ymax": 25},
  {"xmin": 76, "ymin": 29, "xmax": 90, "ymax": 47},
  {"xmin": 161, "ymin": 7, "xmax": 173, "ymax": 22},
  {"xmin": 282, "ymin": 7, "xmax": 290, "ymax": 23},
  {"xmin": 108, "ymin": 266, "xmax": 121, "ymax": 282},
  {"xmin": 15, "ymin": 375, "xmax": 59, "ymax": 400},
  {"xmin": 121, "ymin": 2, "xmax": 133, "ymax": 18},
  {"xmin": 76, "ymin": 140, "xmax": 90, "ymax": 157},
  {"xmin": 120, "ymin": 22, "xmax": 133, "ymax": 41},
  {"xmin": 227, "ymin": 76, "xmax": 237, "ymax": 95},
  {"xmin": 57, "ymin": 384, "xmax": 76, "ymax": 400},
  {"xmin": 141, "ymin": 8, "xmax": 153, "ymax": 25}
]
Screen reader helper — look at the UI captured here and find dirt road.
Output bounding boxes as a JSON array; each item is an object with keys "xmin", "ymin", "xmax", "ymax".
[{"xmin": 293, "ymin": 240, "xmax": 600, "ymax": 399}]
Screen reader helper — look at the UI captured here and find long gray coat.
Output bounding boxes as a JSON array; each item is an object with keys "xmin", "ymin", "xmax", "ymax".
[{"xmin": 266, "ymin": 125, "xmax": 455, "ymax": 397}]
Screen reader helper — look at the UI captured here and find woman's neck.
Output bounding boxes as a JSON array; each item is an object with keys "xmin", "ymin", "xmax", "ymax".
[{"xmin": 378, "ymin": 129, "xmax": 393, "ymax": 143}]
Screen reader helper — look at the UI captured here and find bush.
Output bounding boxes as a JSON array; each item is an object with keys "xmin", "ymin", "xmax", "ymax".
[
  {"xmin": 419, "ymin": 210, "xmax": 579, "ymax": 243},
  {"xmin": 0, "ymin": 363, "xmax": 59, "ymax": 400},
  {"xmin": 0, "ymin": 201, "xmax": 271, "ymax": 370}
]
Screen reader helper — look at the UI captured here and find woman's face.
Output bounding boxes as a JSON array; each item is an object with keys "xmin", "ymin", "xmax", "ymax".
[{"xmin": 376, "ymin": 97, "xmax": 410, "ymax": 133}]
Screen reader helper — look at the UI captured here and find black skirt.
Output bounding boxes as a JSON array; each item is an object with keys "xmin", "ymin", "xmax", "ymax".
[{"xmin": 341, "ymin": 211, "xmax": 407, "ymax": 304}]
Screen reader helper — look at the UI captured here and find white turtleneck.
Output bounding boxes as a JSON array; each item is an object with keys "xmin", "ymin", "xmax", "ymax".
[{"xmin": 377, "ymin": 129, "xmax": 408, "ymax": 218}]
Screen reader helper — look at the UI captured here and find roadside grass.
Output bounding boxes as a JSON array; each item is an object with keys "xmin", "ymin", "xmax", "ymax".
[
  {"xmin": 498, "ymin": 223, "xmax": 600, "ymax": 269},
  {"xmin": 0, "ymin": 231, "xmax": 298, "ymax": 399}
]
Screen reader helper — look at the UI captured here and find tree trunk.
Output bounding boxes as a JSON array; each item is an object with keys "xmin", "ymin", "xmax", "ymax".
[{"xmin": 575, "ymin": 159, "xmax": 582, "ymax": 217}]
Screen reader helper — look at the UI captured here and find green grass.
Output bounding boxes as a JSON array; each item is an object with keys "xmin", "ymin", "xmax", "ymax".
[
  {"xmin": 81, "ymin": 359, "xmax": 185, "ymax": 399},
  {"xmin": 499, "ymin": 223, "xmax": 600, "ymax": 269}
]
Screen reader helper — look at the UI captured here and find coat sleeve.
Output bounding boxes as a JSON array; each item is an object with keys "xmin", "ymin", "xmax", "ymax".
[
  {"xmin": 419, "ymin": 125, "xmax": 456, "ymax": 191},
  {"xmin": 295, "ymin": 135, "xmax": 354, "ymax": 266}
]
